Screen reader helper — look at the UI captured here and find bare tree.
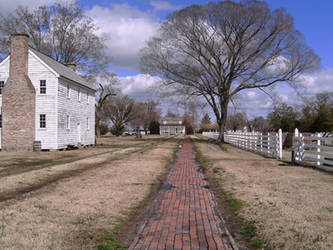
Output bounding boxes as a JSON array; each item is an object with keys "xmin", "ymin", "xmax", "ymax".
[
  {"xmin": 130, "ymin": 101, "xmax": 161, "ymax": 136},
  {"xmin": 103, "ymin": 96, "xmax": 136, "ymax": 136},
  {"xmin": 179, "ymin": 95, "xmax": 206, "ymax": 128},
  {"xmin": 248, "ymin": 116, "xmax": 272, "ymax": 132},
  {"xmin": 226, "ymin": 112, "xmax": 248, "ymax": 131},
  {"xmin": 140, "ymin": 0, "xmax": 320, "ymax": 142},
  {"xmin": 0, "ymin": 2, "xmax": 110, "ymax": 75},
  {"xmin": 94, "ymin": 72, "xmax": 119, "ymax": 138}
]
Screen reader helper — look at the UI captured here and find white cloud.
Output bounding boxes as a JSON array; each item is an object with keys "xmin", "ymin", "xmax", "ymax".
[
  {"xmin": 247, "ymin": 91, "xmax": 259, "ymax": 99},
  {"xmin": 0, "ymin": 0, "xmax": 74, "ymax": 14},
  {"xmin": 118, "ymin": 74, "xmax": 162, "ymax": 100},
  {"xmin": 150, "ymin": 1, "xmax": 182, "ymax": 11},
  {"xmin": 297, "ymin": 68, "xmax": 333, "ymax": 95},
  {"xmin": 86, "ymin": 4, "xmax": 160, "ymax": 71}
]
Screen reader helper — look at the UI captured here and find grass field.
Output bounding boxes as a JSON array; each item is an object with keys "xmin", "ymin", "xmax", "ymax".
[
  {"xmin": 194, "ymin": 136, "xmax": 333, "ymax": 249},
  {"xmin": 0, "ymin": 135, "xmax": 179, "ymax": 249}
]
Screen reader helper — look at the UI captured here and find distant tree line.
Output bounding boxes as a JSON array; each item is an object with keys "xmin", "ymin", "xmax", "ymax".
[
  {"xmin": 99, "ymin": 96, "xmax": 161, "ymax": 136},
  {"xmin": 268, "ymin": 91, "xmax": 333, "ymax": 133},
  {"xmin": 198, "ymin": 91, "xmax": 333, "ymax": 133}
]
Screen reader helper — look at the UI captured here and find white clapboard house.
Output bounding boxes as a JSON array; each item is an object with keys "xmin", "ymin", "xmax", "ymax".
[
  {"xmin": 159, "ymin": 116, "xmax": 185, "ymax": 135},
  {"xmin": 0, "ymin": 34, "xmax": 95, "ymax": 151}
]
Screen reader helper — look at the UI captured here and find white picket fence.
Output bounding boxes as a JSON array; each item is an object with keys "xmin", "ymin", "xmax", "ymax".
[
  {"xmin": 202, "ymin": 132, "xmax": 219, "ymax": 140},
  {"xmin": 293, "ymin": 128, "xmax": 333, "ymax": 172},
  {"xmin": 202, "ymin": 131, "xmax": 282, "ymax": 159},
  {"xmin": 224, "ymin": 130, "xmax": 283, "ymax": 159}
]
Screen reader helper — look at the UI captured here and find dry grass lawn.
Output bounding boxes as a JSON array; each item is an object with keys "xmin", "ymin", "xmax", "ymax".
[
  {"xmin": 0, "ymin": 136, "xmax": 179, "ymax": 249},
  {"xmin": 195, "ymin": 139, "xmax": 333, "ymax": 250},
  {"xmin": 0, "ymin": 136, "xmax": 155, "ymax": 176}
]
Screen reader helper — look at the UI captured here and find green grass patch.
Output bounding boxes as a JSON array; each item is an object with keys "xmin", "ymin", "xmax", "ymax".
[
  {"xmin": 241, "ymin": 224, "xmax": 257, "ymax": 238},
  {"xmin": 249, "ymin": 239, "xmax": 264, "ymax": 249},
  {"xmin": 224, "ymin": 193, "xmax": 244, "ymax": 213}
]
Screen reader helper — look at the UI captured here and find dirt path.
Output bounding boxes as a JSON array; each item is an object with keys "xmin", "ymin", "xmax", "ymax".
[{"xmin": 129, "ymin": 137, "xmax": 236, "ymax": 250}]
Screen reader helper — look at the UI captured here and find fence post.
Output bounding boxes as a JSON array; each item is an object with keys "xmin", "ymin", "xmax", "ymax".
[
  {"xmin": 267, "ymin": 132, "xmax": 270, "ymax": 156},
  {"xmin": 317, "ymin": 134, "xmax": 321, "ymax": 166},
  {"xmin": 300, "ymin": 133, "xmax": 305, "ymax": 161},
  {"xmin": 278, "ymin": 129, "xmax": 283, "ymax": 159},
  {"xmin": 292, "ymin": 128, "xmax": 299, "ymax": 163}
]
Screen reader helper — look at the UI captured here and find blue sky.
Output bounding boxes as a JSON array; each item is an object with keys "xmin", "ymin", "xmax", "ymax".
[
  {"xmin": 80, "ymin": 0, "xmax": 333, "ymax": 73},
  {"xmin": 1, "ymin": 0, "xmax": 332, "ymax": 118}
]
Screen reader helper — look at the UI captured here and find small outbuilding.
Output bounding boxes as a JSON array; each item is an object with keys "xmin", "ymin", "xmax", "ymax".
[{"xmin": 159, "ymin": 116, "xmax": 185, "ymax": 135}]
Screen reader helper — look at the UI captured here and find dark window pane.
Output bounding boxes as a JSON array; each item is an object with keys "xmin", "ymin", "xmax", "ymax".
[
  {"xmin": 40, "ymin": 80, "xmax": 46, "ymax": 94},
  {"xmin": 40, "ymin": 114, "xmax": 46, "ymax": 128}
]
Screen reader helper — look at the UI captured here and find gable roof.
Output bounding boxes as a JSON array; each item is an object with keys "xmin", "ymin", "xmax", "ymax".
[
  {"xmin": 161, "ymin": 116, "xmax": 183, "ymax": 121},
  {"xmin": 29, "ymin": 48, "xmax": 96, "ymax": 91},
  {"xmin": 160, "ymin": 116, "xmax": 184, "ymax": 126}
]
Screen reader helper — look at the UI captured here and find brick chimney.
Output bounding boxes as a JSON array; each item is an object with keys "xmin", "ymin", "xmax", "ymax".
[
  {"xmin": 1, "ymin": 33, "xmax": 36, "ymax": 151},
  {"xmin": 9, "ymin": 33, "xmax": 29, "ymax": 77},
  {"xmin": 65, "ymin": 63, "xmax": 76, "ymax": 72}
]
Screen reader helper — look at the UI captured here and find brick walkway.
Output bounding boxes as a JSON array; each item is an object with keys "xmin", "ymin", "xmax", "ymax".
[{"xmin": 129, "ymin": 138, "xmax": 236, "ymax": 249}]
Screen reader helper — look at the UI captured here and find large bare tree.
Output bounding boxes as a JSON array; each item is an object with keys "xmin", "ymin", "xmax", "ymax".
[
  {"xmin": 140, "ymin": 0, "xmax": 320, "ymax": 142},
  {"xmin": 130, "ymin": 101, "xmax": 161, "ymax": 136},
  {"xmin": 103, "ymin": 96, "xmax": 136, "ymax": 136},
  {"xmin": 0, "ymin": 1, "xmax": 110, "ymax": 75},
  {"xmin": 94, "ymin": 72, "xmax": 119, "ymax": 138}
]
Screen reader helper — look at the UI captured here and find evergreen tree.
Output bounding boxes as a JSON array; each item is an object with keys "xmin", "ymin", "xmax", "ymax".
[
  {"xmin": 200, "ymin": 113, "xmax": 211, "ymax": 127},
  {"xmin": 149, "ymin": 121, "xmax": 160, "ymax": 134}
]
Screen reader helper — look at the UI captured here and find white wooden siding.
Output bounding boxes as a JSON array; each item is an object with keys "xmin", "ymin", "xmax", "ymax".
[
  {"xmin": 57, "ymin": 78, "xmax": 95, "ymax": 149},
  {"xmin": 0, "ymin": 57, "xmax": 10, "ymax": 149},
  {"xmin": 0, "ymin": 50, "xmax": 95, "ymax": 150},
  {"xmin": 28, "ymin": 51, "xmax": 58, "ymax": 150}
]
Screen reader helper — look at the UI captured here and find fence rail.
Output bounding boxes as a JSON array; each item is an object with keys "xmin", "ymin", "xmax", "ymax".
[
  {"xmin": 224, "ymin": 130, "xmax": 283, "ymax": 159},
  {"xmin": 293, "ymin": 128, "xmax": 333, "ymax": 172},
  {"xmin": 202, "ymin": 132, "xmax": 219, "ymax": 140},
  {"xmin": 202, "ymin": 129, "xmax": 333, "ymax": 172},
  {"xmin": 202, "ymin": 131, "xmax": 282, "ymax": 159}
]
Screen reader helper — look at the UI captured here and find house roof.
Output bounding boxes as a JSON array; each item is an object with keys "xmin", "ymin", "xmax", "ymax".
[
  {"xmin": 201, "ymin": 123, "xmax": 219, "ymax": 130},
  {"xmin": 161, "ymin": 116, "xmax": 183, "ymax": 121},
  {"xmin": 29, "ymin": 48, "xmax": 96, "ymax": 91},
  {"xmin": 160, "ymin": 116, "xmax": 184, "ymax": 126}
]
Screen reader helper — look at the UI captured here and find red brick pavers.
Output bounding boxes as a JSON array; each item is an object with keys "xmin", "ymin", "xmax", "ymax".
[{"xmin": 129, "ymin": 137, "xmax": 236, "ymax": 250}]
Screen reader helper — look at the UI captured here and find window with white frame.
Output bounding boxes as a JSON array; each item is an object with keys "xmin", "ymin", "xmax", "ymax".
[
  {"xmin": 40, "ymin": 80, "xmax": 46, "ymax": 94},
  {"xmin": 0, "ymin": 114, "xmax": 2, "ymax": 128},
  {"xmin": 66, "ymin": 115, "xmax": 70, "ymax": 129},
  {"xmin": 40, "ymin": 114, "xmax": 46, "ymax": 128},
  {"xmin": 78, "ymin": 87, "xmax": 81, "ymax": 102},
  {"xmin": 87, "ymin": 117, "xmax": 89, "ymax": 130},
  {"xmin": 0, "ymin": 81, "xmax": 4, "ymax": 95},
  {"xmin": 67, "ymin": 84, "xmax": 70, "ymax": 98}
]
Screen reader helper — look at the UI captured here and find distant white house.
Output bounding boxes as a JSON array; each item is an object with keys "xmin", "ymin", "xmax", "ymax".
[
  {"xmin": 159, "ymin": 116, "xmax": 185, "ymax": 135},
  {"xmin": 0, "ymin": 34, "xmax": 95, "ymax": 151}
]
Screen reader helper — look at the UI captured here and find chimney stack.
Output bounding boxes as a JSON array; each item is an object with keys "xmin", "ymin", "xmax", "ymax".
[
  {"xmin": 2, "ymin": 33, "xmax": 36, "ymax": 151},
  {"xmin": 9, "ymin": 33, "xmax": 30, "ymax": 78},
  {"xmin": 65, "ymin": 63, "xmax": 77, "ymax": 72}
]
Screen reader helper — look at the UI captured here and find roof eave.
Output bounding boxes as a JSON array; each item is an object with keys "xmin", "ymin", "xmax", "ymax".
[{"xmin": 58, "ymin": 75, "xmax": 97, "ymax": 92}]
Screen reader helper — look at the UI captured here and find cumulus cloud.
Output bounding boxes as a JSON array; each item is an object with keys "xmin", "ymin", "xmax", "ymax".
[
  {"xmin": 296, "ymin": 68, "xmax": 333, "ymax": 95},
  {"xmin": 86, "ymin": 3, "xmax": 159, "ymax": 71},
  {"xmin": 150, "ymin": 0, "xmax": 182, "ymax": 11},
  {"xmin": 0, "ymin": 0, "xmax": 74, "ymax": 14},
  {"xmin": 118, "ymin": 74, "xmax": 162, "ymax": 101}
]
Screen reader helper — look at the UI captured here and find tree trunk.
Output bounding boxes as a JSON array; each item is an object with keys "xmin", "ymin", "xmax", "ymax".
[
  {"xmin": 218, "ymin": 100, "xmax": 229, "ymax": 143},
  {"xmin": 95, "ymin": 117, "xmax": 101, "ymax": 138}
]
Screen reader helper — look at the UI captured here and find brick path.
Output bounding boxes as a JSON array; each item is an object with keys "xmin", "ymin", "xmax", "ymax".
[{"xmin": 129, "ymin": 138, "xmax": 236, "ymax": 249}]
